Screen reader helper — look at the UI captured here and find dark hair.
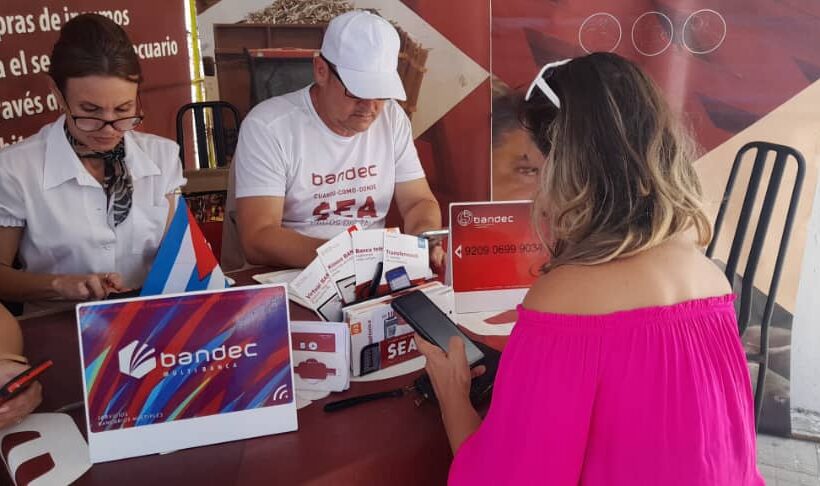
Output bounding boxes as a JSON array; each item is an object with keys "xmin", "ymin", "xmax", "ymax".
[
  {"xmin": 491, "ymin": 77, "xmax": 558, "ymax": 153},
  {"xmin": 522, "ymin": 52, "xmax": 710, "ymax": 270},
  {"xmin": 49, "ymin": 14, "xmax": 142, "ymax": 92},
  {"xmin": 494, "ymin": 94, "xmax": 532, "ymax": 145},
  {"xmin": 491, "ymin": 79, "xmax": 523, "ymax": 148}
]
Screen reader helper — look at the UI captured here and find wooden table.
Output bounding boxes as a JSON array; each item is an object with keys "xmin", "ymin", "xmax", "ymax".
[{"xmin": 6, "ymin": 268, "xmax": 505, "ymax": 485}]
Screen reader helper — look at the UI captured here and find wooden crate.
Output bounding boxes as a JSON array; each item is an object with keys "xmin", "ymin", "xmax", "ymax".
[
  {"xmin": 213, "ymin": 22, "xmax": 428, "ymax": 120},
  {"xmin": 214, "ymin": 23, "xmax": 326, "ymax": 118},
  {"xmin": 396, "ymin": 28, "xmax": 428, "ymax": 121}
]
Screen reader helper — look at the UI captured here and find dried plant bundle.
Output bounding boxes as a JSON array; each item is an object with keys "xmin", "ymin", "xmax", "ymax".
[{"xmin": 245, "ymin": 0, "xmax": 354, "ymax": 24}]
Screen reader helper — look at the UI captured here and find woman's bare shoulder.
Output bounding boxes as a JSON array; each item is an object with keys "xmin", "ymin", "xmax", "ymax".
[
  {"xmin": 522, "ymin": 264, "xmax": 610, "ymax": 314},
  {"xmin": 523, "ymin": 241, "xmax": 731, "ymax": 315}
]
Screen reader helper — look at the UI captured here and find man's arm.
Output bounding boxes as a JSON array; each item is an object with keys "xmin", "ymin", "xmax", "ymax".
[
  {"xmin": 394, "ymin": 178, "xmax": 442, "ymax": 235},
  {"xmin": 236, "ymin": 196, "xmax": 326, "ymax": 268},
  {"xmin": 395, "ymin": 178, "xmax": 445, "ymax": 270}
]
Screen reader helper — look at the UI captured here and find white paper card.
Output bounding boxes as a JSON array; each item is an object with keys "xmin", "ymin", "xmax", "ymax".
[
  {"xmin": 290, "ymin": 259, "xmax": 344, "ymax": 322},
  {"xmin": 0, "ymin": 413, "xmax": 91, "ymax": 486},
  {"xmin": 290, "ymin": 321, "xmax": 350, "ymax": 392},
  {"xmin": 252, "ymin": 269, "xmax": 313, "ymax": 309},
  {"xmin": 352, "ymin": 228, "xmax": 398, "ymax": 299},
  {"xmin": 381, "ymin": 231, "xmax": 432, "ymax": 288},
  {"xmin": 316, "ymin": 225, "xmax": 360, "ymax": 304}
]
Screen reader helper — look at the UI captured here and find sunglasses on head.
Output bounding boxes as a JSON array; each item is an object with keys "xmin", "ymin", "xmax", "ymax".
[{"xmin": 525, "ymin": 58, "xmax": 572, "ymax": 108}]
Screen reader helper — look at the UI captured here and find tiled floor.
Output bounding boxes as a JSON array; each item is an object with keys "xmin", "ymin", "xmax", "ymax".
[{"xmin": 758, "ymin": 434, "xmax": 820, "ymax": 485}]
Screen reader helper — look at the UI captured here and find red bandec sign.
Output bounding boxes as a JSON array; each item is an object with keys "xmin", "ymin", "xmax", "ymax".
[{"xmin": 449, "ymin": 201, "xmax": 548, "ymax": 313}]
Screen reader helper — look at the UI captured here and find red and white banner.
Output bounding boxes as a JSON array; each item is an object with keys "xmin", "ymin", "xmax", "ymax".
[{"xmin": 0, "ymin": 1, "xmax": 191, "ymax": 148}]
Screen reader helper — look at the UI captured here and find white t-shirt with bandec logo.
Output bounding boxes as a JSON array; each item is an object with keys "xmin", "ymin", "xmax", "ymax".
[{"xmin": 233, "ymin": 85, "xmax": 425, "ymax": 239}]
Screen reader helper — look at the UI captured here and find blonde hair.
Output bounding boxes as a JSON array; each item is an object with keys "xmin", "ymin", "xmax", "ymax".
[{"xmin": 523, "ymin": 53, "xmax": 711, "ymax": 271}]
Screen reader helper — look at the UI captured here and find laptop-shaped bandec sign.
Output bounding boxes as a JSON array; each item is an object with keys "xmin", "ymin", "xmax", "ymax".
[
  {"xmin": 76, "ymin": 284, "xmax": 297, "ymax": 463},
  {"xmin": 449, "ymin": 201, "xmax": 547, "ymax": 313}
]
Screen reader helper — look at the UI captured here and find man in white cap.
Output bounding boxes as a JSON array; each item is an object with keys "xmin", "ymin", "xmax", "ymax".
[{"xmin": 226, "ymin": 10, "xmax": 442, "ymax": 270}]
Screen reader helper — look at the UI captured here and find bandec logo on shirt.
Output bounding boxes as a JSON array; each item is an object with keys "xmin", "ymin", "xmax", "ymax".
[
  {"xmin": 311, "ymin": 165, "xmax": 379, "ymax": 186},
  {"xmin": 311, "ymin": 164, "xmax": 380, "ymax": 222}
]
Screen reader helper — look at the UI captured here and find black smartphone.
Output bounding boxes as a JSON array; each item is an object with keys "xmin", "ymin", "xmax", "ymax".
[
  {"xmin": 390, "ymin": 291, "xmax": 484, "ymax": 366},
  {"xmin": 0, "ymin": 360, "xmax": 53, "ymax": 405},
  {"xmin": 106, "ymin": 288, "xmax": 142, "ymax": 300},
  {"xmin": 385, "ymin": 266, "xmax": 412, "ymax": 292}
]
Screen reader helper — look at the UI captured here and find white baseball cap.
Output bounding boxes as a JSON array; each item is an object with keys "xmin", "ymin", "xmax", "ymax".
[{"xmin": 320, "ymin": 10, "xmax": 407, "ymax": 101}]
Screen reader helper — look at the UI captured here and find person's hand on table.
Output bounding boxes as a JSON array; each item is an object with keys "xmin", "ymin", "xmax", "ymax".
[
  {"xmin": 0, "ymin": 360, "xmax": 42, "ymax": 429},
  {"xmin": 429, "ymin": 243, "xmax": 446, "ymax": 275},
  {"xmin": 51, "ymin": 272, "xmax": 129, "ymax": 300}
]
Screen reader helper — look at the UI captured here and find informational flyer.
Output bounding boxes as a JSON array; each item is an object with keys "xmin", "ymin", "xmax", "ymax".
[
  {"xmin": 316, "ymin": 225, "xmax": 359, "ymax": 305},
  {"xmin": 290, "ymin": 258, "xmax": 344, "ymax": 322},
  {"xmin": 449, "ymin": 201, "xmax": 548, "ymax": 313}
]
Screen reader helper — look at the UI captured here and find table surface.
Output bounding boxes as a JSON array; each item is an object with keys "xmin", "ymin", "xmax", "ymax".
[{"xmin": 6, "ymin": 268, "xmax": 508, "ymax": 486}]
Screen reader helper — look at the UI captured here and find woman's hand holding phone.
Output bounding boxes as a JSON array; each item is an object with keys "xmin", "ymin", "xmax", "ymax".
[
  {"xmin": 0, "ymin": 360, "xmax": 44, "ymax": 429},
  {"xmin": 415, "ymin": 333, "xmax": 486, "ymax": 405},
  {"xmin": 415, "ymin": 334, "xmax": 486, "ymax": 454}
]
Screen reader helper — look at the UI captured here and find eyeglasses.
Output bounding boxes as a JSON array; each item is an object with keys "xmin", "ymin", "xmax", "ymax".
[
  {"xmin": 61, "ymin": 92, "xmax": 145, "ymax": 132},
  {"xmin": 525, "ymin": 58, "xmax": 572, "ymax": 108},
  {"xmin": 69, "ymin": 114, "xmax": 144, "ymax": 132},
  {"xmin": 320, "ymin": 55, "xmax": 388, "ymax": 102}
]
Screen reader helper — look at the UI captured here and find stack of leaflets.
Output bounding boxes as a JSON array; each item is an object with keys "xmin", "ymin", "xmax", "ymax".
[
  {"xmin": 286, "ymin": 227, "xmax": 434, "ymax": 321},
  {"xmin": 252, "ymin": 227, "xmax": 438, "ymax": 379}
]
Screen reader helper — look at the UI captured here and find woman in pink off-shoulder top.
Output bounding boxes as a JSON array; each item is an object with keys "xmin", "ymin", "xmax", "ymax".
[{"xmin": 416, "ymin": 52, "xmax": 763, "ymax": 486}]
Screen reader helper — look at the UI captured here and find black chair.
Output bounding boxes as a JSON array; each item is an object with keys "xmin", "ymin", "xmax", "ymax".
[
  {"xmin": 705, "ymin": 141, "xmax": 805, "ymax": 430},
  {"xmin": 176, "ymin": 101, "xmax": 241, "ymax": 169},
  {"xmin": 245, "ymin": 48, "xmax": 316, "ymax": 109}
]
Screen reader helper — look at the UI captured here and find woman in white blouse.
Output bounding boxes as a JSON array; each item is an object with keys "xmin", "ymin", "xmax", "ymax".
[{"xmin": 0, "ymin": 14, "xmax": 184, "ymax": 310}]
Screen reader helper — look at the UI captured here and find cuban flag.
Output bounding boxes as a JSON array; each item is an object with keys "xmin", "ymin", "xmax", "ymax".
[{"xmin": 140, "ymin": 197, "xmax": 228, "ymax": 296}]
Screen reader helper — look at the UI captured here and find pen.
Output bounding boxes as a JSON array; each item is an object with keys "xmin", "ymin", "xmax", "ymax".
[
  {"xmin": 323, "ymin": 388, "xmax": 405, "ymax": 412},
  {"xmin": 367, "ymin": 262, "xmax": 383, "ymax": 298}
]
